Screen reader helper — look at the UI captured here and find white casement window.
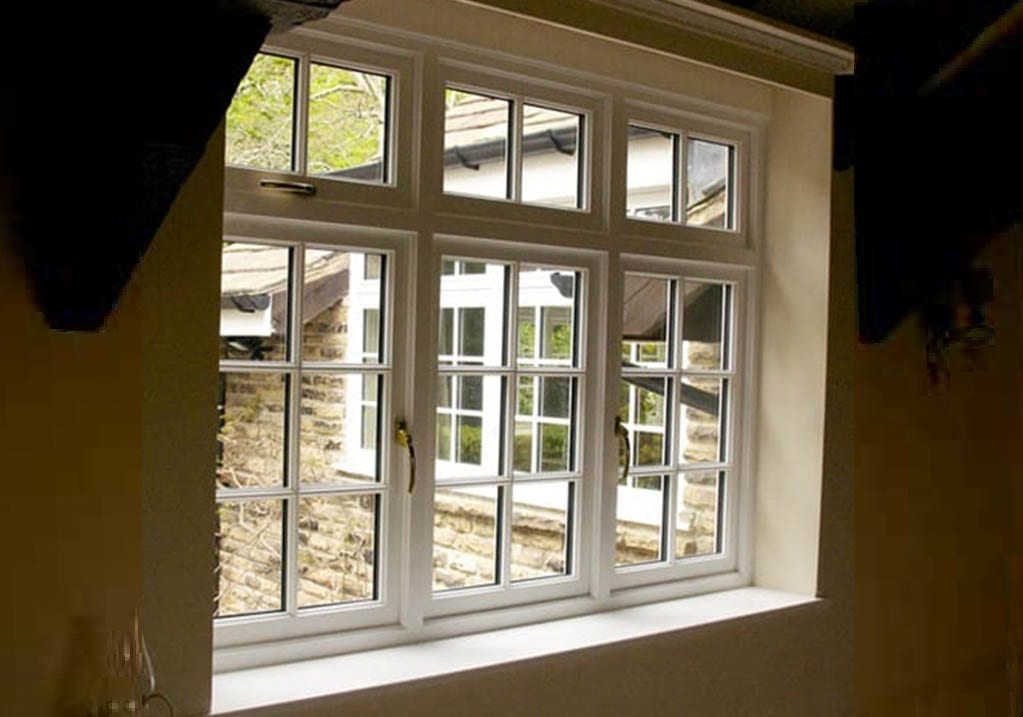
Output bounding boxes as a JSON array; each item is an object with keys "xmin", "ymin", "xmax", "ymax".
[{"xmin": 213, "ymin": 20, "xmax": 759, "ymax": 669}]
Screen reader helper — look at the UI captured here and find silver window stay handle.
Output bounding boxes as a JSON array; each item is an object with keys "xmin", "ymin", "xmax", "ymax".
[{"xmin": 259, "ymin": 178, "xmax": 316, "ymax": 195}]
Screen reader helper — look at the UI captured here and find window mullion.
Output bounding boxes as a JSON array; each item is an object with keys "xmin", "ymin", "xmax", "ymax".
[
  {"xmin": 510, "ymin": 99, "xmax": 524, "ymax": 202},
  {"xmin": 285, "ymin": 243, "xmax": 305, "ymax": 617},
  {"xmin": 294, "ymin": 54, "xmax": 310, "ymax": 176},
  {"xmin": 667, "ymin": 275, "xmax": 685, "ymax": 564},
  {"xmin": 500, "ymin": 262, "xmax": 521, "ymax": 588}
]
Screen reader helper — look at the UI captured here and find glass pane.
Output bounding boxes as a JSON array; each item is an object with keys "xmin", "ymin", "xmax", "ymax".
[
  {"xmin": 444, "ymin": 89, "xmax": 511, "ymax": 199},
  {"xmin": 362, "ymin": 309, "xmax": 380, "ymax": 360},
  {"xmin": 300, "ymin": 373, "xmax": 382, "ymax": 485},
  {"xmin": 518, "ymin": 266, "xmax": 577, "ymax": 367},
  {"xmin": 436, "ymin": 375, "xmax": 505, "ymax": 480},
  {"xmin": 439, "ymin": 308, "xmax": 454, "ymax": 356},
  {"xmin": 514, "ymin": 376, "xmax": 574, "ymax": 474},
  {"xmin": 622, "ymin": 274, "xmax": 672, "ymax": 369},
  {"xmin": 308, "ymin": 63, "xmax": 389, "ymax": 183},
  {"xmin": 297, "ymin": 494, "xmax": 377, "ymax": 608},
  {"xmin": 365, "ymin": 254, "xmax": 382, "ymax": 279},
  {"xmin": 436, "ymin": 414, "xmax": 453, "ymax": 462},
  {"xmin": 615, "ymin": 475, "xmax": 665, "ymax": 567},
  {"xmin": 220, "ymin": 243, "xmax": 290, "ymax": 362},
  {"xmin": 225, "ymin": 53, "xmax": 296, "ymax": 171},
  {"xmin": 540, "ymin": 424, "xmax": 571, "ymax": 473},
  {"xmin": 459, "ymin": 308, "xmax": 485, "ymax": 357},
  {"xmin": 682, "ymin": 281, "xmax": 729, "ymax": 370},
  {"xmin": 679, "ymin": 378, "xmax": 726, "ymax": 464},
  {"xmin": 511, "ymin": 481, "xmax": 571, "ymax": 581},
  {"xmin": 302, "ymin": 250, "xmax": 385, "ymax": 364},
  {"xmin": 627, "ymin": 125, "xmax": 676, "ymax": 222},
  {"xmin": 676, "ymin": 470, "xmax": 722, "ymax": 558},
  {"xmin": 620, "ymin": 378, "xmax": 669, "ymax": 467},
  {"xmin": 521, "ymin": 105, "xmax": 582, "ymax": 208},
  {"xmin": 686, "ymin": 138, "xmax": 734, "ymax": 229},
  {"xmin": 217, "ymin": 372, "xmax": 287, "ymax": 489},
  {"xmin": 438, "ymin": 260, "xmax": 507, "ymax": 366},
  {"xmin": 434, "ymin": 485, "xmax": 500, "ymax": 591},
  {"xmin": 215, "ymin": 500, "xmax": 284, "ymax": 617}
]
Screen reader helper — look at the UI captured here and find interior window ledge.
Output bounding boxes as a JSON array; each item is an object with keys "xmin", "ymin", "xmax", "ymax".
[{"xmin": 212, "ymin": 587, "xmax": 818, "ymax": 715}]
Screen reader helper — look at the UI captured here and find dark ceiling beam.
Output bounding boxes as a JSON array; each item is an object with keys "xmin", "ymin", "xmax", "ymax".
[{"xmin": 2, "ymin": 1, "xmax": 346, "ymax": 332}]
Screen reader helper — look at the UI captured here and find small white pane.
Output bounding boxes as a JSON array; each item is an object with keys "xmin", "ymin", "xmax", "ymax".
[
  {"xmin": 679, "ymin": 378, "xmax": 726, "ymax": 465},
  {"xmin": 444, "ymin": 89, "xmax": 511, "ymax": 199},
  {"xmin": 521, "ymin": 105, "xmax": 582, "ymax": 209},
  {"xmin": 682, "ymin": 281, "xmax": 730, "ymax": 371},
  {"xmin": 297, "ymin": 494, "xmax": 378, "ymax": 608},
  {"xmin": 676, "ymin": 471, "xmax": 722, "ymax": 559},
  {"xmin": 518, "ymin": 266, "xmax": 578, "ymax": 368},
  {"xmin": 218, "ymin": 372, "xmax": 288, "ymax": 489},
  {"xmin": 435, "ymin": 375, "xmax": 505, "ymax": 480},
  {"xmin": 434, "ymin": 485, "xmax": 501, "ymax": 591},
  {"xmin": 616, "ymin": 475, "xmax": 666, "ymax": 567},
  {"xmin": 511, "ymin": 481, "xmax": 571, "ymax": 581},
  {"xmin": 215, "ymin": 500, "xmax": 284, "ymax": 617},
  {"xmin": 686, "ymin": 138, "xmax": 734, "ymax": 229},
  {"xmin": 225, "ymin": 53, "xmax": 296, "ymax": 171},
  {"xmin": 438, "ymin": 259, "xmax": 508, "ymax": 367},
  {"xmin": 622, "ymin": 274, "xmax": 673, "ymax": 369},
  {"xmin": 627, "ymin": 125, "xmax": 676, "ymax": 222},
  {"xmin": 302, "ymin": 250, "xmax": 386, "ymax": 365},
  {"xmin": 220, "ymin": 242, "xmax": 291, "ymax": 362},
  {"xmin": 307, "ymin": 63, "xmax": 389, "ymax": 183},
  {"xmin": 300, "ymin": 373, "xmax": 383, "ymax": 486}
]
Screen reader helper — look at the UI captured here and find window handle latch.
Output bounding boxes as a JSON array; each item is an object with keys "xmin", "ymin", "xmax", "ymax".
[
  {"xmin": 259, "ymin": 178, "xmax": 316, "ymax": 196},
  {"xmin": 614, "ymin": 415, "xmax": 630, "ymax": 484},
  {"xmin": 395, "ymin": 419, "xmax": 416, "ymax": 494}
]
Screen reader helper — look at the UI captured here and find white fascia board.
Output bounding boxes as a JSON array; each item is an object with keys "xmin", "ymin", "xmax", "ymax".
[{"xmin": 594, "ymin": 0, "xmax": 855, "ymax": 75}]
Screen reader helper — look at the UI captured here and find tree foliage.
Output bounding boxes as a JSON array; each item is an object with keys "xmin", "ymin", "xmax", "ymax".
[{"xmin": 225, "ymin": 53, "xmax": 387, "ymax": 176}]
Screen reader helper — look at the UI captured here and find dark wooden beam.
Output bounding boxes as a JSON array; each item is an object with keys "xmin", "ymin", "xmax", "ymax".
[{"xmin": 1, "ymin": 1, "xmax": 346, "ymax": 332}]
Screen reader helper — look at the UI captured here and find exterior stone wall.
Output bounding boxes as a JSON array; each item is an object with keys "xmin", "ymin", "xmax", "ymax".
[{"xmin": 216, "ymin": 303, "xmax": 723, "ymax": 615}]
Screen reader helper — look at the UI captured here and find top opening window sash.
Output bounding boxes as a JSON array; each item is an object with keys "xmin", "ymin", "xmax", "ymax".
[
  {"xmin": 622, "ymin": 102, "xmax": 751, "ymax": 246},
  {"xmin": 224, "ymin": 34, "xmax": 415, "ymax": 210},
  {"xmin": 432, "ymin": 63, "xmax": 603, "ymax": 232}
]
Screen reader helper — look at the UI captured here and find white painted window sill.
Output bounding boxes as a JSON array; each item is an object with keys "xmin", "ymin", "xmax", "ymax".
[{"xmin": 212, "ymin": 587, "xmax": 817, "ymax": 715}]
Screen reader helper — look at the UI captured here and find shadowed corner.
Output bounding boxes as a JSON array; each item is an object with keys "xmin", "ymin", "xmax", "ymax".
[{"xmin": 54, "ymin": 615, "xmax": 105, "ymax": 717}]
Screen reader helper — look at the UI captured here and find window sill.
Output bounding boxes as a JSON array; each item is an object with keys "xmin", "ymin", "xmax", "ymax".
[{"xmin": 212, "ymin": 587, "xmax": 818, "ymax": 715}]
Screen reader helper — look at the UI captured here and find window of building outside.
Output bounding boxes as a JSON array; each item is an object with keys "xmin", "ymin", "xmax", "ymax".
[{"xmin": 213, "ymin": 22, "xmax": 756, "ymax": 666}]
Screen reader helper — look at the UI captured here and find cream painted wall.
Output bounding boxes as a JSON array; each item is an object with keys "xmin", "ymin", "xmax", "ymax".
[
  {"xmin": 854, "ymin": 228, "xmax": 1023, "ymax": 715},
  {"xmin": 754, "ymin": 87, "xmax": 832, "ymax": 596},
  {"xmin": 141, "ymin": 131, "xmax": 224, "ymax": 716},
  {"xmin": 0, "ymin": 132, "xmax": 223, "ymax": 716}
]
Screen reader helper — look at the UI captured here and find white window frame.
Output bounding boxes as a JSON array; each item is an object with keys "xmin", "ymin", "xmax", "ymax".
[
  {"xmin": 215, "ymin": 215, "xmax": 415, "ymax": 649},
  {"xmin": 426, "ymin": 61, "xmax": 606, "ymax": 232},
  {"xmin": 421, "ymin": 237, "xmax": 601, "ymax": 619},
  {"xmin": 212, "ymin": 18, "xmax": 764, "ymax": 672},
  {"xmin": 610, "ymin": 257, "xmax": 750, "ymax": 591},
  {"xmin": 223, "ymin": 32, "xmax": 418, "ymax": 214},
  {"xmin": 621, "ymin": 101, "xmax": 753, "ymax": 248}
]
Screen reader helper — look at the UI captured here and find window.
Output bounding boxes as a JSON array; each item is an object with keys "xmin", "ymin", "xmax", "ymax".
[
  {"xmin": 616, "ymin": 272, "xmax": 736, "ymax": 574},
  {"xmin": 216, "ymin": 243, "xmax": 393, "ymax": 618},
  {"xmin": 214, "ymin": 23, "xmax": 758, "ymax": 667},
  {"xmin": 626, "ymin": 123, "xmax": 738, "ymax": 231},
  {"xmin": 434, "ymin": 260, "xmax": 582, "ymax": 592},
  {"xmin": 226, "ymin": 51, "xmax": 393, "ymax": 185},
  {"xmin": 443, "ymin": 87, "xmax": 586, "ymax": 209}
]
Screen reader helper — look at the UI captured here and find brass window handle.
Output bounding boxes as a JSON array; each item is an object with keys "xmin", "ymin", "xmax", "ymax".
[
  {"xmin": 614, "ymin": 415, "xmax": 630, "ymax": 484},
  {"xmin": 395, "ymin": 419, "xmax": 416, "ymax": 494}
]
